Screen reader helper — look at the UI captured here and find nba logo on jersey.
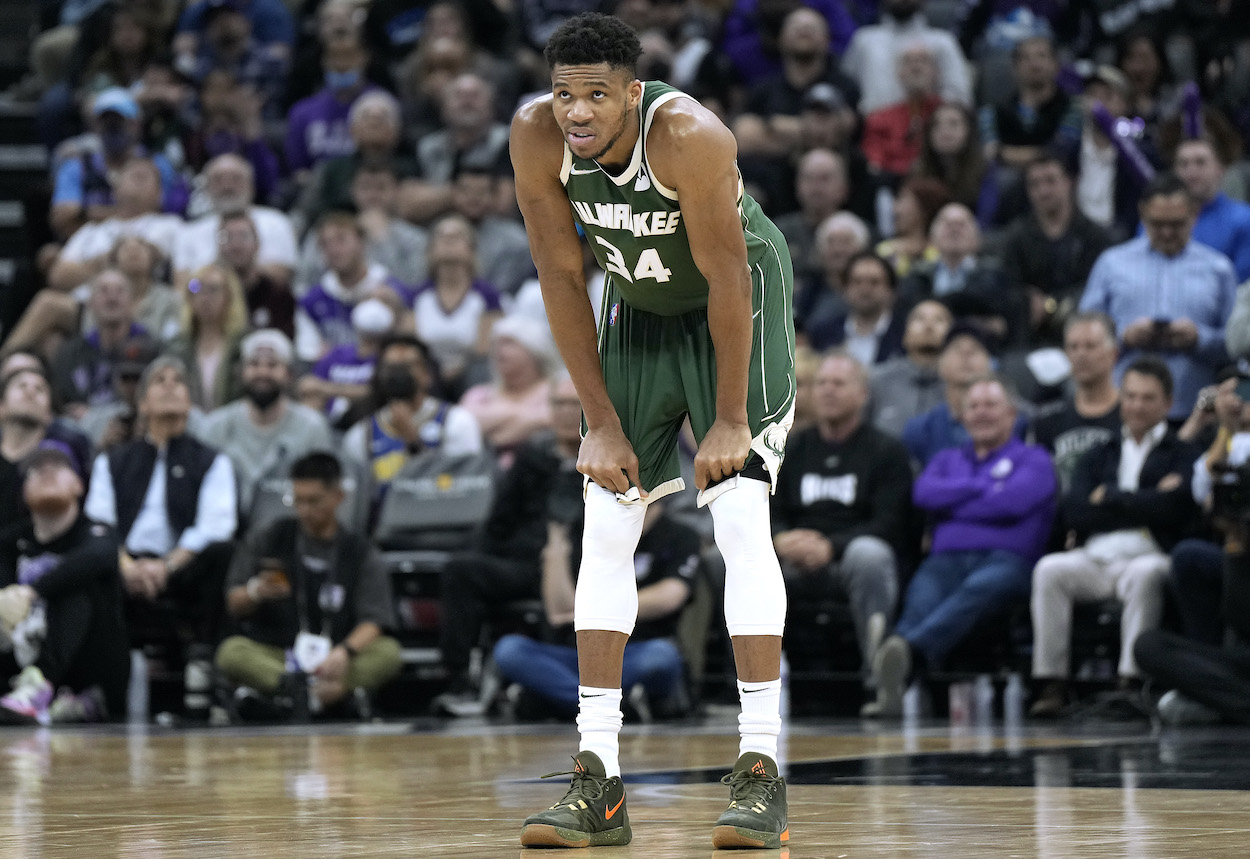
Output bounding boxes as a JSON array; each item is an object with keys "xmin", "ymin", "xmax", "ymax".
[
  {"xmin": 634, "ymin": 167, "xmax": 651, "ymax": 192},
  {"xmin": 609, "ymin": 303, "xmax": 619, "ymax": 326}
]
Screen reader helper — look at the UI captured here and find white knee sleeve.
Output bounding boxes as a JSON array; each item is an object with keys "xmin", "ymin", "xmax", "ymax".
[
  {"xmin": 711, "ymin": 478, "xmax": 787, "ymax": 637},
  {"xmin": 573, "ymin": 486, "xmax": 647, "ymax": 635}
]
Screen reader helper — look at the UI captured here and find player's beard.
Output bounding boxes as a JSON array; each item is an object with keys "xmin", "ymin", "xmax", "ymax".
[{"xmin": 588, "ymin": 107, "xmax": 633, "ymax": 162}]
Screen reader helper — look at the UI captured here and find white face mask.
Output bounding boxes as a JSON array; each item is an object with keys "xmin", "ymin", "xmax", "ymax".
[{"xmin": 351, "ymin": 297, "xmax": 395, "ymax": 335}]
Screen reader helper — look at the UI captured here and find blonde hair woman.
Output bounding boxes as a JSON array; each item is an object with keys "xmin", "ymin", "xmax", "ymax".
[{"xmin": 163, "ymin": 263, "xmax": 249, "ymax": 410}]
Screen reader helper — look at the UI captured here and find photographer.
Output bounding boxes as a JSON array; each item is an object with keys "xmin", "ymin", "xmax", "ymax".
[
  {"xmin": 341, "ymin": 334, "xmax": 482, "ymax": 504},
  {"xmin": 1135, "ymin": 368, "xmax": 1250, "ymax": 724},
  {"xmin": 434, "ymin": 377, "xmax": 583, "ymax": 716}
]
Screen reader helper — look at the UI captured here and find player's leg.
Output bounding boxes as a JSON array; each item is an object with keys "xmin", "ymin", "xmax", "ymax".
[
  {"xmin": 521, "ymin": 297, "xmax": 686, "ymax": 848},
  {"xmin": 685, "ymin": 247, "xmax": 796, "ymax": 849}
]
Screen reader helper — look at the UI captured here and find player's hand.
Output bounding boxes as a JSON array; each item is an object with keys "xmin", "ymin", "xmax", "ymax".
[
  {"xmin": 578, "ymin": 424, "xmax": 645, "ymax": 497},
  {"xmin": 694, "ymin": 419, "xmax": 752, "ymax": 491}
]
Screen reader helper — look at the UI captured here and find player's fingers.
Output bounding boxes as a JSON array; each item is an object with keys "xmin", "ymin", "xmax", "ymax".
[
  {"xmin": 625, "ymin": 457, "xmax": 648, "ymax": 498},
  {"xmin": 587, "ymin": 462, "xmax": 629, "ymax": 495}
]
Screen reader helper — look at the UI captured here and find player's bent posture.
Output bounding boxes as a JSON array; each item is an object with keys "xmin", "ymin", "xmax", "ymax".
[{"xmin": 510, "ymin": 13, "xmax": 796, "ymax": 850}]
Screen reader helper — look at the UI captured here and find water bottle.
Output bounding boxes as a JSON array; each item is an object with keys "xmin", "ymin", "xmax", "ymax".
[
  {"xmin": 127, "ymin": 649, "xmax": 149, "ymax": 723},
  {"xmin": 974, "ymin": 674, "xmax": 994, "ymax": 724},
  {"xmin": 1003, "ymin": 673, "xmax": 1024, "ymax": 726}
]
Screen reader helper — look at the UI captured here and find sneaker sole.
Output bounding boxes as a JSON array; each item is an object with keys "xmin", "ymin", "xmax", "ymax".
[
  {"xmin": 711, "ymin": 824, "xmax": 789, "ymax": 849},
  {"xmin": 520, "ymin": 822, "xmax": 632, "ymax": 847}
]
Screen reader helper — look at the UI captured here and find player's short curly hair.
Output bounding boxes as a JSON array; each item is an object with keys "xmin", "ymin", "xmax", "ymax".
[{"xmin": 544, "ymin": 13, "xmax": 642, "ymax": 75}]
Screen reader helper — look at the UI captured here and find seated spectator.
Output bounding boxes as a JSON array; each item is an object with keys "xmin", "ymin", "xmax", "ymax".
[
  {"xmin": 864, "ymin": 375, "xmax": 1057, "ymax": 717},
  {"xmin": 870, "ymin": 299, "xmax": 952, "ymax": 438},
  {"xmin": 493, "ymin": 498, "xmax": 698, "ymax": 720},
  {"xmin": 284, "ymin": 0, "xmax": 396, "ymax": 110},
  {"xmin": 772, "ymin": 352, "xmax": 913, "ymax": 692},
  {"xmin": 722, "ymin": 0, "xmax": 855, "ymax": 89},
  {"xmin": 341, "ymin": 335, "xmax": 483, "ymax": 501},
  {"xmin": 840, "ymin": 0, "xmax": 971, "ymax": 114},
  {"xmin": 411, "ymin": 215, "xmax": 503, "ymax": 396},
  {"xmin": 1030, "ymin": 357, "xmax": 1198, "ymax": 716},
  {"xmin": 49, "ymin": 88, "xmax": 187, "ymax": 240},
  {"xmin": 0, "ymin": 367, "xmax": 94, "ymax": 523},
  {"xmin": 48, "ymin": 157, "xmax": 182, "ymax": 293},
  {"xmin": 84, "ymin": 357, "xmax": 237, "ymax": 690},
  {"xmin": 435, "ymin": 376, "xmax": 584, "ymax": 715},
  {"xmin": 295, "ymin": 212, "xmax": 415, "ymax": 362},
  {"xmin": 1116, "ymin": 27, "xmax": 1175, "ymax": 142},
  {"xmin": 185, "ymin": 70, "xmax": 281, "ymax": 206},
  {"xmin": 299, "ymin": 298, "xmax": 396, "ymax": 424},
  {"xmin": 173, "ymin": 154, "xmax": 299, "ymax": 288},
  {"xmin": 284, "ymin": 32, "xmax": 375, "ymax": 180},
  {"xmin": 11, "ymin": 235, "xmax": 180, "ymax": 363},
  {"xmin": 903, "ymin": 325, "xmax": 1028, "ymax": 466},
  {"xmin": 979, "ymin": 35, "xmax": 1080, "ymax": 170},
  {"xmin": 0, "ymin": 442, "xmax": 129, "ymax": 723},
  {"xmin": 1079, "ymin": 173, "xmax": 1237, "ymax": 419},
  {"xmin": 196, "ymin": 329, "xmax": 333, "ymax": 519},
  {"xmin": 999, "ymin": 154, "xmax": 1114, "ymax": 349},
  {"xmin": 296, "ymin": 164, "xmax": 429, "ymax": 294},
  {"xmin": 163, "ymin": 263, "xmax": 249, "ymax": 412},
  {"xmin": 401, "ymin": 72, "xmax": 510, "ymax": 225},
  {"xmin": 914, "ymin": 103, "xmax": 998, "ymax": 227},
  {"xmin": 795, "ymin": 212, "xmax": 871, "ymax": 341},
  {"xmin": 732, "ymin": 7, "xmax": 861, "ymax": 161},
  {"xmin": 771, "ymin": 149, "xmax": 850, "ymax": 284},
  {"xmin": 1173, "ymin": 136, "xmax": 1250, "ymax": 282},
  {"xmin": 861, "ymin": 41, "xmax": 941, "ymax": 178},
  {"xmin": 450, "ymin": 166, "xmax": 535, "ymax": 296},
  {"xmin": 460, "ymin": 317, "xmax": 557, "ymax": 463},
  {"xmin": 875, "ymin": 176, "xmax": 946, "ymax": 278},
  {"xmin": 1028, "ymin": 312, "xmax": 1122, "ymax": 491},
  {"xmin": 806, "ymin": 252, "xmax": 906, "ymax": 362},
  {"xmin": 216, "ymin": 452, "xmax": 401, "ymax": 719},
  {"xmin": 294, "ymin": 91, "xmax": 417, "ymax": 232},
  {"xmin": 173, "ymin": 0, "xmax": 295, "ymax": 64},
  {"xmin": 1170, "ymin": 373, "xmax": 1250, "ymax": 645},
  {"xmin": 216, "ymin": 211, "xmax": 296, "ymax": 339},
  {"xmin": 50, "ymin": 268, "xmax": 153, "ymax": 418},
  {"xmin": 176, "ymin": 0, "xmax": 288, "ymax": 122},
  {"xmin": 71, "ymin": 339, "xmax": 158, "ymax": 453},
  {"xmin": 790, "ymin": 346, "xmax": 822, "ymax": 435}
]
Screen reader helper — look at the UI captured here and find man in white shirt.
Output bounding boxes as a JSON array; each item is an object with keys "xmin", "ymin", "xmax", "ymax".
[
  {"xmin": 173, "ymin": 154, "xmax": 298, "ymax": 288},
  {"xmin": 84, "ymin": 356, "xmax": 238, "ymax": 650},
  {"xmin": 1029, "ymin": 356, "xmax": 1200, "ymax": 716}
]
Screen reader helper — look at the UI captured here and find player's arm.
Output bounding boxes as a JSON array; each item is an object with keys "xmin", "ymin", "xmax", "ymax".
[
  {"xmin": 511, "ymin": 98, "xmax": 642, "ymax": 495},
  {"xmin": 651, "ymin": 103, "xmax": 754, "ymax": 487}
]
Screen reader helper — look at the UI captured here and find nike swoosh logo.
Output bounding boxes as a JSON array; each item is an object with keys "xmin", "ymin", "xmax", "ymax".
[
  {"xmin": 741, "ymin": 687, "xmax": 770, "ymax": 694},
  {"xmin": 580, "ymin": 693, "xmax": 606, "ymax": 699},
  {"xmin": 569, "ymin": 166, "xmax": 599, "ymax": 175},
  {"xmin": 604, "ymin": 795, "xmax": 625, "ymax": 820}
]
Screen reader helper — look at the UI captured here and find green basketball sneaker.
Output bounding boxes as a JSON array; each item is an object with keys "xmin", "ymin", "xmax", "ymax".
[
  {"xmin": 711, "ymin": 752, "xmax": 790, "ymax": 849},
  {"xmin": 520, "ymin": 751, "xmax": 632, "ymax": 848}
]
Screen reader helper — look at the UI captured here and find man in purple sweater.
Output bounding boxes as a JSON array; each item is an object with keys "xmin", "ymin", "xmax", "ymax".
[{"xmin": 863, "ymin": 375, "xmax": 1056, "ymax": 717}]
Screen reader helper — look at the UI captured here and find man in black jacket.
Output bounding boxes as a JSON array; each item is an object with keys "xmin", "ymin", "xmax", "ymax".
[
  {"xmin": 434, "ymin": 376, "xmax": 585, "ymax": 715},
  {"xmin": 772, "ymin": 351, "xmax": 913, "ymax": 688},
  {"xmin": 0, "ymin": 441, "xmax": 128, "ymax": 723},
  {"xmin": 83, "ymin": 357, "xmax": 237, "ymax": 690},
  {"xmin": 216, "ymin": 452, "xmax": 400, "ymax": 719},
  {"xmin": 1029, "ymin": 356, "xmax": 1198, "ymax": 716}
]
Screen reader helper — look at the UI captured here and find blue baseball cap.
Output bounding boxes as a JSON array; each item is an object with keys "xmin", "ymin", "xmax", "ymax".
[{"xmin": 93, "ymin": 87, "xmax": 139, "ymax": 120}]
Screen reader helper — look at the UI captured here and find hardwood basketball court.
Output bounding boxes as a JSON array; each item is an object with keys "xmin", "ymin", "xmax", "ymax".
[{"xmin": 1, "ymin": 713, "xmax": 1247, "ymax": 857}]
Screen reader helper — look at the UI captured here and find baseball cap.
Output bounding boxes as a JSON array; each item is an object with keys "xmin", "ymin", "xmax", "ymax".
[
  {"xmin": 802, "ymin": 83, "xmax": 847, "ymax": 112},
  {"xmin": 93, "ymin": 87, "xmax": 139, "ymax": 120},
  {"xmin": 22, "ymin": 439, "xmax": 83, "ymax": 481},
  {"xmin": 1082, "ymin": 64, "xmax": 1130, "ymax": 98},
  {"xmin": 115, "ymin": 337, "xmax": 159, "ymax": 380},
  {"xmin": 240, "ymin": 328, "xmax": 294, "ymax": 365}
]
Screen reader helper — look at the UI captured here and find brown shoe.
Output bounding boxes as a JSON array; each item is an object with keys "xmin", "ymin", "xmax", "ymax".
[{"xmin": 1028, "ymin": 680, "xmax": 1069, "ymax": 718}]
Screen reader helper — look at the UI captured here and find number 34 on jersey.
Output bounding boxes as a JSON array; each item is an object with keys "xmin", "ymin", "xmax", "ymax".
[{"xmin": 572, "ymin": 200, "xmax": 677, "ymax": 284}]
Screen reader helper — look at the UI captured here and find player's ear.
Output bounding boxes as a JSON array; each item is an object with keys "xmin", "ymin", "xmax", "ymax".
[{"xmin": 627, "ymin": 78, "xmax": 643, "ymax": 109}]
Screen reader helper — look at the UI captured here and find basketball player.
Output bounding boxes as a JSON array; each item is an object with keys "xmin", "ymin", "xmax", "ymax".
[{"xmin": 510, "ymin": 13, "xmax": 796, "ymax": 850}]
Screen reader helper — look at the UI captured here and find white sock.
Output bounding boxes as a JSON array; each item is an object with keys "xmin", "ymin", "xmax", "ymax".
[
  {"xmin": 737, "ymin": 678, "xmax": 782, "ymax": 761},
  {"xmin": 576, "ymin": 685, "xmax": 623, "ymax": 777}
]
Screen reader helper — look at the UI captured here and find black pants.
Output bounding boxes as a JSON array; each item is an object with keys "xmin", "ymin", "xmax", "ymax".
[
  {"xmin": 1, "ymin": 577, "xmax": 131, "ymax": 717},
  {"xmin": 126, "ymin": 542, "xmax": 233, "ymax": 655},
  {"xmin": 438, "ymin": 552, "xmax": 540, "ymax": 678},
  {"xmin": 1134, "ymin": 629, "xmax": 1250, "ymax": 723}
]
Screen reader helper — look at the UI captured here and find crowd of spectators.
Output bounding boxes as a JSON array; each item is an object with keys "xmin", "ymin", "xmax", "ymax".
[{"xmin": 2, "ymin": 0, "xmax": 1250, "ymax": 724}]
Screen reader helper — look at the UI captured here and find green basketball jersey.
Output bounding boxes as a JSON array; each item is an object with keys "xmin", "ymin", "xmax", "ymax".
[{"xmin": 562, "ymin": 81, "xmax": 788, "ymax": 317}]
